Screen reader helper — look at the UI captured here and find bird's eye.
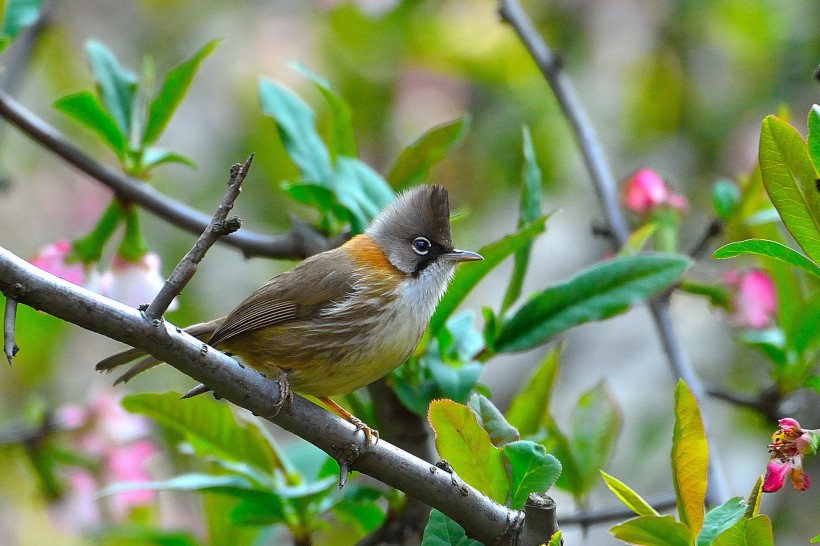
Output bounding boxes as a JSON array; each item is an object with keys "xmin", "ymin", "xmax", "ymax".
[{"xmin": 412, "ymin": 237, "xmax": 431, "ymax": 255}]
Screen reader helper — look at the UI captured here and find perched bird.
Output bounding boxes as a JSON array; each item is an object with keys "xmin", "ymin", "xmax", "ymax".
[{"xmin": 97, "ymin": 185, "xmax": 482, "ymax": 441}]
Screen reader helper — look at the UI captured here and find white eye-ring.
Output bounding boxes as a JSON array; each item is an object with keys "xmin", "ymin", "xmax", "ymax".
[{"xmin": 412, "ymin": 237, "xmax": 431, "ymax": 255}]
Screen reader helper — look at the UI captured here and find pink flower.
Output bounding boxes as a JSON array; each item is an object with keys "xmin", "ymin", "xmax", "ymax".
[
  {"xmin": 763, "ymin": 417, "xmax": 818, "ymax": 492},
  {"xmin": 623, "ymin": 169, "xmax": 688, "ymax": 215},
  {"xmin": 726, "ymin": 269, "xmax": 777, "ymax": 329},
  {"xmin": 29, "ymin": 240, "xmax": 86, "ymax": 286},
  {"xmin": 100, "ymin": 252, "xmax": 178, "ymax": 310},
  {"xmin": 106, "ymin": 440, "xmax": 157, "ymax": 518}
]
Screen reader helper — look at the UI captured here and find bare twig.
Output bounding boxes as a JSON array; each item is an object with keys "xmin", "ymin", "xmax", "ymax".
[
  {"xmin": 144, "ymin": 155, "xmax": 252, "ymax": 319},
  {"xmin": 3, "ymin": 290, "xmax": 20, "ymax": 363},
  {"xmin": 688, "ymin": 219, "xmax": 724, "ymax": 259},
  {"xmin": 0, "ymin": 91, "xmax": 343, "ymax": 260},
  {"xmin": 499, "ymin": 0, "xmax": 732, "ymax": 505},
  {"xmin": 0, "ymin": 245, "xmax": 538, "ymax": 546}
]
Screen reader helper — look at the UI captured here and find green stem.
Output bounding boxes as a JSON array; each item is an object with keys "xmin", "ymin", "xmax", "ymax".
[
  {"xmin": 117, "ymin": 206, "xmax": 150, "ymax": 262},
  {"xmin": 71, "ymin": 200, "xmax": 125, "ymax": 263}
]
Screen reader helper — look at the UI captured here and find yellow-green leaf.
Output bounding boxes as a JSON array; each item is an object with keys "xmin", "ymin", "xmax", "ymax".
[
  {"xmin": 428, "ymin": 399, "xmax": 510, "ymax": 504},
  {"xmin": 548, "ymin": 530, "xmax": 562, "ymax": 545},
  {"xmin": 759, "ymin": 115, "xmax": 820, "ymax": 263},
  {"xmin": 601, "ymin": 471, "xmax": 659, "ymax": 517},
  {"xmin": 744, "ymin": 476, "xmax": 763, "ymax": 518},
  {"xmin": 505, "ymin": 341, "xmax": 563, "ymax": 437},
  {"xmin": 610, "ymin": 515, "xmax": 692, "ymax": 546},
  {"xmin": 671, "ymin": 380, "xmax": 708, "ymax": 535}
]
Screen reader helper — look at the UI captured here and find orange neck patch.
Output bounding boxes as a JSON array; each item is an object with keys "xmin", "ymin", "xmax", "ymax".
[{"xmin": 347, "ymin": 234, "xmax": 405, "ymax": 278}]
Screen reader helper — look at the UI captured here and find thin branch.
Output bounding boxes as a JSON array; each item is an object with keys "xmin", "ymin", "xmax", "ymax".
[
  {"xmin": 560, "ymin": 495, "xmax": 678, "ymax": 527},
  {"xmin": 688, "ymin": 219, "xmax": 724, "ymax": 259},
  {"xmin": 0, "ymin": 91, "xmax": 342, "ymax": 260},
  {"xmin": 0, "ymin": 245, "xmax": 539, "ymax": 546},
  {"xmin": 498, "ymin": 0, "xmax": 630, "ymax": 246},
  {"xmin": 3, "ymin": 290, "xmax": 20, "ymax": 363},
  {"xmin": 145, "ymin": 155, "xmax": 252, "ymax": 319},
  {"xmin": 499, "ymin": 0, "xmax": 732, "ymax": 505}
]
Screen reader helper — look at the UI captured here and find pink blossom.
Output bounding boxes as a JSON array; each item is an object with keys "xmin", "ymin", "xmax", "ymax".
[
  {"xmin": 29, "ymin": 240, "xmax": 86, "ymax": 286},
  {"xmin": 100, "ymin": 252, "xmax": 177, "ymax": 310},
  {"xmin": 623, "ymin": 169, "xmax": 689, "ymax": 215},
  {"xmin": 763, "ymin": 417, "xmax": 818, "ymax": 492},
  {"xmin": 106, "ymin": 440, "xmax": 157, "ymax": 518},
  {"xmin": 726, "ymin": 269, "xmax": 777, "ymax": 329}
]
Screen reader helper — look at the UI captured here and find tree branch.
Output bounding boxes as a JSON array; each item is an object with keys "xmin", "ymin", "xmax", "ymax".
[
  {"xmin": 0, "ymin": 245, "xmax": 551, "ymax": 545},
  {"xmin": 498, "ymin": 0, "xmax": 732, "ymax": 505},
  {"xmin": 0, "ymin": 91, "xmax": 343, "ymax": 260}
]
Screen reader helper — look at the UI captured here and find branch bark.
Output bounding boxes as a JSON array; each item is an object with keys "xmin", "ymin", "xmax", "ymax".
[
  {"xmin": 0, "ymin": 245, "xmax": 545, "ymax": 545},
  {"xmin": 0, "ymin": 91, "xmax": 343, "ymax": 260}
]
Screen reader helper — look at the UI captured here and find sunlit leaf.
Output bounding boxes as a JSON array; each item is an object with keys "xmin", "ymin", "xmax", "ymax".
[
  {"xmin": 548, "ymin": 531, "xmax": 562, "ymax": 546},
  {"xmin": 713, "ymin": 238, "xmax": 820, "ymax": 279},
  {"xmin": 671, "ymin": 381, "xmax": 707, "ymax": 535},
  {"xmin": 808, "ymin": 105, "xmax": 820, "ymax": 171},
  {"xmin": 122, "ymin": 392, "xmax": 282, "ymax": 475},
  {"xmin": 430, "ymin": 216, "xmax": 549, "ymax": 334},
  {"xmin": 503, "ymin": 440, "xmax": 561, "ymax": 509},
  {"xmin": 696, "ymin": 497, "xmax": 745, "ymax": 546},
  {"xmin": 744, "ymin": 476, "xmax": 763, "ymax": 518},
  {"xmin": 428, "ymin": 399, "xmax": 510, "ymax": 503},
  {"xmin": 495, "ymin": 254, "xmax": 689, "ymax": 354},
  {"xmin": 86, "ymin": 40, "xmax": 137, "ymax": 135},
  {"xmin": 713, "ymin": 515, "xmax": 774, "ymax": 546},
  {"xmin": 54, "ymin": 91, "xmax": 127, "ymax": 159},
  {"xmin": 421, "ymin": 509, "xmax": 482, "ymax": 546},
  {"xmin": 505, "ymin": 341, "xmax": 562, "ymax": 437},
  {"xmin": 387, "ymin": 117, "xmax": 469, "ymax": 190},
  {"xmin": 758, "ymin": 116, "xmax": 820, "ymax": 263},
  {"xmin": 142, "ymin": 40, "xmax": 219, "ymax": 146},
  {"xmin": 600, "ymin": 471, "xmax": 659, "ymax": 517},
  {"xmin": 610, "ymin": 515, "xmax": 692, "ymax": 546}
]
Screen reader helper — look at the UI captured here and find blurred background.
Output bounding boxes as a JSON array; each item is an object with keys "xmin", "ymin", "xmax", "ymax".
[{"xmin": 0, "ymin": 0, "xmax": 818, "ymax": 544}]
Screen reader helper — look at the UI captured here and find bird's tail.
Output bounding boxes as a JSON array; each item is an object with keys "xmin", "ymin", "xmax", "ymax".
[{"xmin": 95, "ymin": 318, "xmax": 224, "ymax": 384}]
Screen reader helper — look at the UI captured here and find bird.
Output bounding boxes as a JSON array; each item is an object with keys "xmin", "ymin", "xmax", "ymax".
[{"xmin": 96, "ymin": 185, "xmax": 483, "ymax": 442}]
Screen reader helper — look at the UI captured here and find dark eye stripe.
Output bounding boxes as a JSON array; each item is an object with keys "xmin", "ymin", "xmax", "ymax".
[{"xmin": 412, "ymin": 242, "xmax": 446, "ymax": 276}]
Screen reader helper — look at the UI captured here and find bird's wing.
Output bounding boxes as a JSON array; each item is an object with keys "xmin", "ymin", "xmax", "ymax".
[{"xmin": 207, "ymin": 248, "xmax": 356, "ymax": 347}]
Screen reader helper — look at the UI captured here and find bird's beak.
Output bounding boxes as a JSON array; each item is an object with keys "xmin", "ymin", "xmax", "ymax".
[{"xmin": 446, "ymin": 249, "xmax": 484, "ymax": 263}]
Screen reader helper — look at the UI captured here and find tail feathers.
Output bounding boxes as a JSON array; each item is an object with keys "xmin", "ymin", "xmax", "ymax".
[{"xmin": 95, "ymin": 318, "xmax": 224, "ymax": 382}]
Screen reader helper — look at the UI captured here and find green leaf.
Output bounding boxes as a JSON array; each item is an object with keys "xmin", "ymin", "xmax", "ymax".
[
  {"xmin": 696, "ymin": 497, "xmax": 746, "ymax": 546},
  {"xmin": 421, "ymin": 509, "xmax": 483, "ymax": 546},
  {"xmin": 2, "ymin": 0, "xmax": 41, "ymax": 39},
  {"xmin": 141, "ymin": 148, "xmax": 197, "ymax": 170},
  {"xmin": 259, "ymin": 78, "xmax": 333, "ymax": 186},
  {"xmin": 86, "ymin": 40, "xmax": 137, "ymax": 135},
  {"xmin": 387, "ymin": 117, "xmax": 469, "ymax": 190},
  {"xmin": 428, "ymin": 399, "xmax": 510, "ymax": 504},
  {"xmin": 142, "ymin": 40, "xmax": 219, "ymax": 146},
  {"xmin": 786, "ymin": 292, "xmax": 820, "ymax": 355},
  {"xmin": 713, "ymin": 515, "xmax": 774, "ymax": 546},
  {"xmin": 744, "ymin": 476, "xmax": 763, "ymax": 518},
  {"xmin": 502, "ymin": 126, "xmax": 543, "ymax": 313},
  {"xmin": 671, "ymin": 381, "xmax": 708, "ymax": 535},
  {"xmin": 505, "ymin": 341, "xmax": 562, "ymax": 437},
  {"xmin": 468, "ymin": 393, "xmax": 519, "ymax": 447},
  {"xmin": 98, "ymin": 473, "xmax": 259, "ymax": 498},
  {"xmin": 600, "ymin": 471, "xmax": 659, "ymax": 517},
  {"xmin": 758, "ymin": 116, "xmax": 820, "ymax": 263},
  {"xmin": 228, "ymin": 490, "xmax": 288, "ymax": 526},
  {"xmin": 54, "ymin": 91, "xmax": 127, "ymax": 159},
  {"xmin": 122, "ymin": 392, "xmax": 282, "ymax": 475},
  {"xmin": 427, "ymin": 356, "xmax": 482, "ymax": 405},
  {"xmin": 332, "ymin": 156, "xmax": 395, "ymax": 233},
  {"xmin": 713, "ymin": 238, "xmax": 820, "ymax": 279},
  {"xmin": 568, "ymin": 382, "xmax": 621, "ymax": 496},
  {"xmin": 713, "ymin": 179, "xmax": 741, "ymax": 220},
  {"xmin": 548, "ymin": 531, "xmax": 562, "ymax": 546},
  {"xmin": 810, "ymin": 534, "xmax": 820, "ymax": 543},
  {"xmin": 430, "ymin": 216, "xmax": 550, "ymax": 334},
  {"xmin": 620, "ymin": 223, "xmax": 659, "ymax": 256},
  {"xmin": 808, "ymin": 105, "xmax": 820, "ymax": 171},
  {"xmin": 503, "ymin": 440, "xmax": 561, "ymax": 510},
  {"xmin": 291, "ymin": 62, "xmax": 358, "ymax": 158},
  {"xmin": 610, "ymin": 515, "xmax": 692, "ymax": 546},
  {"xmin": 495, "ymin": 254, "xmax": 690, "ymax": 353}
]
